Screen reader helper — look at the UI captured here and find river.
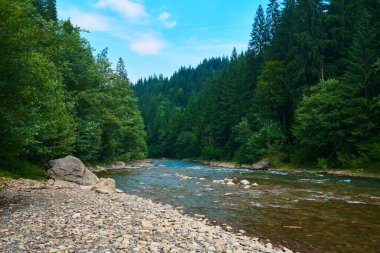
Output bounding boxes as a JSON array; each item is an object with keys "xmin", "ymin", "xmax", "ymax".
[{"xmin": 98, "ymin": 159, "xmax": 380, "ymax": 252}]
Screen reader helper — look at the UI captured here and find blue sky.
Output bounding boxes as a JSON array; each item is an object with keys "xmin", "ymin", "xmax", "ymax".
[{"xmin": 58, "ymin": 0, "xmax": 268, "ymax": 82}]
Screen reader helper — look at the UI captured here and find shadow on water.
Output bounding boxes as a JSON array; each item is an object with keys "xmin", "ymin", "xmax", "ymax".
[{"xmin": 98, "ymin": 159, "xmax": 380, "ymax": 253}]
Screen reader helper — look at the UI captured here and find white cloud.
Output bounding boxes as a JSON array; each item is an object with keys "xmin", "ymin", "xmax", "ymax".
[
  {"xmin": 64, "ymin": 8, "xmax": 115, "ymax": 32},
  {"xmin": 62, "ymin": 4, "xmax": 171, "ymax": 56},
  {"xmin": 159, "ymin": 12, "xmax": 170, "ymax": 21},
  {"xmin": 163, "ymin": 21, "xmax": 177, "ymax": 29},
  {"xmin": 158, "ymin": 11, "xmax": 177, "ymax": 29},
  {"xmin": 129, "ymin": 33, "xmax": 168, "ymax": 55},
  {"xmin": 94, "ymin": 0, "xmax": 147, "ymax": 19}
]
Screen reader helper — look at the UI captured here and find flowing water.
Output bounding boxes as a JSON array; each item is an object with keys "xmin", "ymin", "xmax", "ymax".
[{"xmin": 98, "ymin": 160, "xmax": 380, "ymax": 252}]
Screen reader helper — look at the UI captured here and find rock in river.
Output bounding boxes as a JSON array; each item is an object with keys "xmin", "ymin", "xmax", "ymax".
[{"xmin": 240, "ymin": 180, "xmax": 250, "ymax": 185}]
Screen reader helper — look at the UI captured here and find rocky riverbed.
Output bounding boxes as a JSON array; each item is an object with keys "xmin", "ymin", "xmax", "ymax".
[{"xmin": 0, "ymin": 178, "xmax": 290, "ymax": 253}]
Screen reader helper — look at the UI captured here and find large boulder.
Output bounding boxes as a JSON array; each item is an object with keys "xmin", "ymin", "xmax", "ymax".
[
  {"xmin": 91, "ymin": 178, "xmax": 116, "ymax": 194},
  {"xmin": 47, "ymin": 156, "xmax": 99, "ymax": 186}
]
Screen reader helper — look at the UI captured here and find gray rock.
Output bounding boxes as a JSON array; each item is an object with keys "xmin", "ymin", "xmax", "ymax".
[
  {"xmin": 72, "ymin": 213, "xmax": 81, "ymax": 219},
  {"xmin": 53, "ymin": 180, "xmax": 79, "ymax": 189},
  {"xmin": 251, "ymin": 159, "xmax": 270, "ymax": 170},
  {"xmin": 47, "ymin": 156, "xmax": 98, "ymax": 186},
  {"xmin": 80, "ymin": 185, "xmax": 93, "ymax": 190},
  {"xmin": 239, "ymin": 180, "xmax": 250, "ymax": 185},
  {"xmin": 91, "ymin": 178, "xmax": 116, "ymax": 194},
  {"xmin": 141, "ymin": 220, "xmax": 153, "ymax": 228},
  {"xmin": 194, "ymin": 214, "xmax": 205, "ymax": 219}
]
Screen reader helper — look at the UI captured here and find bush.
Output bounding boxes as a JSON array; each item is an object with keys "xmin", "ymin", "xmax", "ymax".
[{"xmin": 0, "ymin": 160, "xmax": 47, "ymax": 180}]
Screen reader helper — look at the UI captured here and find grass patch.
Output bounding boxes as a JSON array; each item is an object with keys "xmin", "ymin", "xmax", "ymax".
[{"xmin": 0, "ymin": 159, "xmax": 47, "ymax": 181}]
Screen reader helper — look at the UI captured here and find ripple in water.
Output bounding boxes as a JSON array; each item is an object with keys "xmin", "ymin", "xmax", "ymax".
[{"xmin": 98, "ymin": 159, "xmax": 380, "ymax": 253}]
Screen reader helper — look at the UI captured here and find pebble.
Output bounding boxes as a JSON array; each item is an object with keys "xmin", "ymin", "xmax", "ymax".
[
  {"xmin": 72, "ymin": 213, "xmax": 81, "ymax": 219},
  {"xmin": 0, "ymin": 178, "xmax": 286, "ymax": 253}
]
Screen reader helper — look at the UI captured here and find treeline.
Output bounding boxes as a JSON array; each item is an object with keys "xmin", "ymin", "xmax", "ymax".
[
  {"xmin": 0, "ymin": 0, "xmax": 147, "ymax": 171},
  {"xmin": 134, "ymin": 58, "xmax": 230, "ymax": 157},
  {"xmin": 134, "ymin": 0, "xmax": 380, "ymax": 171}
]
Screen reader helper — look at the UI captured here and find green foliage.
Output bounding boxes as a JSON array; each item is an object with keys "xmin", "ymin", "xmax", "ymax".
[
  {"xmin": 317, "ymin": 158, "xmax": 329, "ymax": 170},
  {"xmin": 31, "ymin": 0, "xmax": 57, "ymax": 21},
  {"xmin": 134, "ymin": 0, "xmax": 380, "ymax": 173},
  {"xmin": 175, "ymin": 132, "xmax": 199, "ymax": 158},
  {"xmin": 266, "ymin": 0, "xmax": 280, "ymax": 40},
  {"xmin": 74, "ymin": 120, "xmax": 102, "ymax": 162},
  {"xmin": 293, "ymin": 79, "xmax": 370, "ymax": 165},
  {"xmin": 249, "ymin": 4, "xmax": 270, "ymax": 55},
  {"xmin": 134, "ymin": 57, "xmax": 229, "ymax": 158},
  {"xmin": 0, "ymin": 160, "xmax": 47, "ymax": 181},
  {"xmin": 251, "ymin": 60, "xmax": 292, "ymax": 129},
  {"xmin": 344, "ymin": 9, "xmax": 378, "ymax": 98},
  {"xmin": 0, "ymin": 0, "xmax": 76, "ymax": 162},
  {"xmin": 236, "ymin": 121, "xmax": 286, "ymax": 163},
  {"xmin": 0, "ymin": 0, "xmax": 147, "ymax": 178}
]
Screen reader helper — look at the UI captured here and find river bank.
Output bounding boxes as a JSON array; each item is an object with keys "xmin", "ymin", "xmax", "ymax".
[
  {"xmin": 0, "ymin": 178, "xmax": 289, "ymax": 253},
  {"xmin": 186, "ymin": 159, "xmax": 380, "ymax": 179},
  {"xmin": 88, "ymin": 160, "xmax": 154, "ymax": 173}
]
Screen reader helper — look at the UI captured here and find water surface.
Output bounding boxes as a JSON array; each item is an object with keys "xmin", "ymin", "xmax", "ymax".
[{"xmin": 98, "ymin": 160, "xmax": 380, "ymax": 252}]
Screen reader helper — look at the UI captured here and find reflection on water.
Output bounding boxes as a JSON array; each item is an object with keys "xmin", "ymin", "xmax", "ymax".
[{"xmin": 98, "ymin": 160, "xmax": 380, "ymax": 253}]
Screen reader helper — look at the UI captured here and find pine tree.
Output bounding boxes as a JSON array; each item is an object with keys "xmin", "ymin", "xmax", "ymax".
[
  {"xmin": 344, "ymin": 9, "xmax": 377, "ymax": 98},
  {"xmin": 96, "ymin": 48, "xmax": 113, "ymax": 83},
  {"xmin": 231, "ymin": 47, "xmax": 238, "ymax": 61},
  {"xmin": 31, "ymin": 0, "xmax": 45, "ymax": 16},
  {"xmin": 116, "ymin": 57, "xmax": 128, "ymax": 80},
  {"xmin": 323, "ymin": 0, "xmax": 358, "ymax": 77},
  {"xmin": 45, "ymin": 0, "xmax": 57, "ymax": 21},
  {"xmin": 251, "ymin": 61, "xmax": 292, "ymax": 130},
  {"xmin": 266, "ymin": 0, "xmax": 280, "ymax": 41},
  {"xmin": 249, "ymin": 5, "xmax": 269, "ymax": 55},
  {"xmin": 275, "ymin": 0, "xmax": 326, "ymax": 97}
]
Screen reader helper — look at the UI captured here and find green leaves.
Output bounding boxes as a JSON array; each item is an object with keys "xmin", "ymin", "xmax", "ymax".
[
  {"xmin": 0, "ymin": 0, "xmax": 147, "ymax": 170},
  {"xmin": 0, "ymin": 1, "xmax": 76, "ymax": 162},
  {"xmin": 293, "ymin": 79, "xmax": 369, "ymax": 164},
  {"xmin": 249, "ymin": 4, "xmax": 270, "ymax": 55},
  {"xmin": 129, "ymin": 0, "xmax": 380, "ymax": 173}
]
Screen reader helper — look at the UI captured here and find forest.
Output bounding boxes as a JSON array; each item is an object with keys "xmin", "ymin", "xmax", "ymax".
[
  {"xmin": 0, "ymin": 0, "xmax": 147, "ymax": 176},
  {"xmin": 0, "ymin": 0, "xmax": 379, "ymax": 176},
  {"xmin": 134, "ymin": 0, "xmax": 380, "ymax": 171}
]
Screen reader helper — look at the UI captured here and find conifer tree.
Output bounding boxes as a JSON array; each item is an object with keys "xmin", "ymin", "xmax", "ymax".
[
  {"xmin": 116, "ymin": 57, "xmax": 128, "ymax": 80},
  {"xmin": 249, "ymin": 5, "xmax": 269, "ymax": 55},
  {"xmin": 45, "ymin": 0, "xmax": 57, "ymax": 21},
  {"xmin": 266, "ymin": 0, "xmax": 280, "ymax": 41},
  {"xmin": 231, "ymin": 47, "xmax": 238, "ymax": 61},
  {"xmin": 31, "ymin": 0, "xmax": 45, "ymax": 16},
  {"xmin": 344, "ymin": 9, "xmax": 376, "ymax": 98}
]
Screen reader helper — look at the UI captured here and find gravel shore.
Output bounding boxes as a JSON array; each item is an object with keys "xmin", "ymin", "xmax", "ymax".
[{"xmin": 0, "ymin": 179, "xmax": 291, "ymax": 253}]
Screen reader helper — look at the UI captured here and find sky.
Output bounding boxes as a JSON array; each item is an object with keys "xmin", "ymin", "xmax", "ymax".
[{"xmin": 58, "ymin": 0, "xmax": 268, "ymax": 83}]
